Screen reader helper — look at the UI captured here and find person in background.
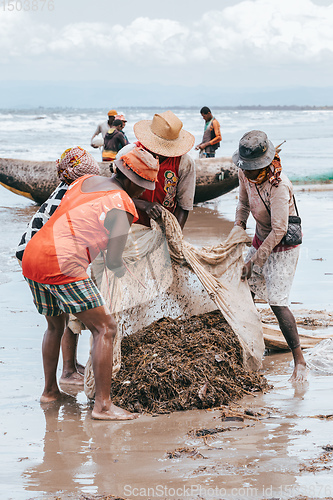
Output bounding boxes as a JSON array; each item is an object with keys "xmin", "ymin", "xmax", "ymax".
[
  {"xmin": 233, "ymin": 130, "xmax": 307, "ymax": 383},
  {"xmin": 16, "ymin": 147, "xmax": 101, "ymax": 386},
  {"xmin": 116, "ymin": 110, "xmax": 196, "ymax": 230},
  {"xmin": 195, "ymin": 106, "xmax": 222, "ymax": 158},
  {"xmin": 21, "ymin": 146, "xmax": 159, "ymax": 420},
  {"xmin": 115, "ymin": 114, "xmax": 129, "ymax": 144},
  {"xmin": 102, "ymin": 119, "xmax": 128, "ymax": 162},
  {"xmin": 91, "ymin": 109, "xmax": 118, "ymax": 148}
]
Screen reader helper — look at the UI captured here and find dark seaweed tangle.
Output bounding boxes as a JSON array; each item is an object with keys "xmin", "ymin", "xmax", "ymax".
[{"xmin": 112, "ymin": 310, "xmax": 269, "ymax": 414}]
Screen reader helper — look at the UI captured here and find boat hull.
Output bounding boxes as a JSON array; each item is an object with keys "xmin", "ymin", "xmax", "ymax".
[{"xmin": 0, "ymin": 156, "xmax": 239, "ymax": 205}]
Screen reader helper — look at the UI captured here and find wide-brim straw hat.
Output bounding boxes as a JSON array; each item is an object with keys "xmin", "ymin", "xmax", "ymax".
[
  {"xmin": 113, "ymin": 147, "xmax": 159, "ymax": 191},
  {"xmin": 232, "ymin": 130, "xmax": 275, "ymax": 171},
  {"xmin": 134, "ymin": 110, "xmax": 195, "ymax": 157}
]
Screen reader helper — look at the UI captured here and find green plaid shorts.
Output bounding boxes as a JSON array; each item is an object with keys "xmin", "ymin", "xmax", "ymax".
[{"xmin": 24, "ymin": 277, "xmax": 105, "ymax": 316}]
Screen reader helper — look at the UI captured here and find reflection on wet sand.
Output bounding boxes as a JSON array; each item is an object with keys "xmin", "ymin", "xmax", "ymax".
[
  {"xmin": 23, "ymin": 399, "xmax": 91, "ymax": 495},
  {"xmin": 21, "ymin": 354, "xmax": 333, "ymax": 500}
]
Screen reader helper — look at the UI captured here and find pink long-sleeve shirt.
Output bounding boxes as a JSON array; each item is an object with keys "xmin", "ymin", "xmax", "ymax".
[{"xmin": 235, "ymin": 169, "xmax": 297, "ymax": 267}]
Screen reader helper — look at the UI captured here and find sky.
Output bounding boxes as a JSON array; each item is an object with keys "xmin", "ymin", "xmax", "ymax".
[{"xmin": 0, "ymin": 0, "xmax": 333, "ymax": 106}]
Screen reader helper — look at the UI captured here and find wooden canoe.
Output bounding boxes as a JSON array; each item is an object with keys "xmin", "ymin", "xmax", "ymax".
[
  {"xmin": 262, "ymin": 323, "xmax": 333, "ymax": 350},
  {"xmin": 0, "ymin": 156, "xmax": 239, "ymax": 205}
]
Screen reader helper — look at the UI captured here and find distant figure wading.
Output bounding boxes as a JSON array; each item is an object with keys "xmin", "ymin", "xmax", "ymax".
[
  {"xmin": 90, "ymin": 109, "xmax": 118, "ymax": 148},
  {"xmin": 195, "ymin": 106, "xmax": 222, "ymax": 158}
]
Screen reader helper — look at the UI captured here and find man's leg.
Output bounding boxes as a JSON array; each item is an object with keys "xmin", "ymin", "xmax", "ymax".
[
  {"xmin": 270, "ymin": 305, "xmax": 307, "ymax": 382},
  {"xmin": 41, "ymin": 313, "xmax": 68, "ymax": 403},
  {"xmin": 60, "ymin": 326, "xmax": 84, "ymax": 386},
  {"xmin": 76, "ymin": 305, "xmax": 138, "ymax": 420}
]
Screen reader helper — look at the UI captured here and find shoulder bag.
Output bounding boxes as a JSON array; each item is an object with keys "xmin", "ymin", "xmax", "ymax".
[{"xmin": 255, "ymin": 185, "xmax": 302, "ymax": 246}]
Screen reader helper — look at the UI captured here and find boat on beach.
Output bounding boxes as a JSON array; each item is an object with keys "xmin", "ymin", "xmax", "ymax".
[{"xmin": 0, "ymin": 156, "xmax": 238, "ymax": 205}]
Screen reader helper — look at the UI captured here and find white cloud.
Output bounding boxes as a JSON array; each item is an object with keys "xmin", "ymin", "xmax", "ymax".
[
  {"xmin": 1, "ymin": 0, "xmax": 332, "ymax": 84},
  {"xmin": 195, "ymin": 0, "xmax": 333, "ymax": 65}
]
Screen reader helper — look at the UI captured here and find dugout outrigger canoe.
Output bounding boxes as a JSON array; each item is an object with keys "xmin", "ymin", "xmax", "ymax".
[{"xmin": 0, "ymin": 156, "xmax": 238, "ymax": 205}]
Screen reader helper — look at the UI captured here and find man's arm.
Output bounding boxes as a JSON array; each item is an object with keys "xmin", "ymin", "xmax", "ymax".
[
  {"xmin": 210, "ymin": 119, "xmax": 222, "ymax": 146},
  {"xmin": 174, "ymin": 155, "xmax": 195, "ymax": 220},
  {"xmin": 173, "ymin": 205, "xmax": 189, "ymax": 229},
  {"xmin": 133, "ymin": 199, "xmax": 163, "ymax": 221},
  {"xmin": 91, "ymin": 124, "xmax": 102, "ymax": 147},
  {"xmin": 134, "ymin": 198, "xmax": 188, "ymax": 230},
  {"xmin": 104, "ymin": 209, "xmax": 134, "ymax": 277},
  {"xmin": 235, "ymin": 171, "xmax": 252, "ymax": 281},
  {"xmin": 117, "ymin": 132, "xmax": 127, "ymax": 151},
  {"xmin": 235, "ymin": 170, "xmax": 250, "ymax": 230}
]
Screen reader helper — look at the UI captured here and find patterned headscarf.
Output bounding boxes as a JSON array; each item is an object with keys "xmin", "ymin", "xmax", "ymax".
[
  {"xmin": 248, "ymin": 152, "xmax": 282, "ymax": 187},
  {"xmin": 268, "ymin": 152, "xmax": 282, "ymax": 186},
  {"xmin": 56, "ymin": 146, "xmax": 100, "ymax": 184}
]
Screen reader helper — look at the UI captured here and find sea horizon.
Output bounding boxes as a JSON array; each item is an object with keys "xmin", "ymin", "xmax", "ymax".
[
  {"xmin": 1, "ymin": 106, "xmax": 332, "ymax": 184},
  {"xmin": 1, "ymin": 104, "xmax": 333, "ymax": 111}
]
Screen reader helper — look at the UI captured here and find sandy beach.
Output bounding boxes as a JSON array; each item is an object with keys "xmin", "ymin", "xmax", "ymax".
[
  {"xmin": 1, "ymin": 185, "xmax": 333, "ymax": 500},
  {"xmin": 1, "ymin": 0, "xmax": 333, "ymax": 492}
]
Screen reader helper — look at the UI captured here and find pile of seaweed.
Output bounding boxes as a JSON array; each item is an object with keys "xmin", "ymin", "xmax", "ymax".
[{"xmin": 112, "ymin": 310, "xmax": 269, "ymax": 414}]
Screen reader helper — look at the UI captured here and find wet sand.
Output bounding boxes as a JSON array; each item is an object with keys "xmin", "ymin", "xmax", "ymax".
[{"xmin": 1, "ymin": 186, "xmax": 333, "ymax": 500}]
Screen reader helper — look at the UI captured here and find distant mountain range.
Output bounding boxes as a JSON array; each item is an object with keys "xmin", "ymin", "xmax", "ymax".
[{"xmin": 1, "ymin": 81, "xmax": 332, "ymax": 108}]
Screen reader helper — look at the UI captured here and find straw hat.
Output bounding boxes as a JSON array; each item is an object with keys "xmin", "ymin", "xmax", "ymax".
[
  {"xmin": 107, "ymin": 109, "xmax": 118, "ymax": 116},
  {"xmin": 133, "ymin": 110, "xmax": 195, "ymax": 157},
  {"xmin": 232, "ymin": 130, "xmax": 275, "ymax": 171},
  {"xmin": 113, "ymin": 147, "xmax": 159, "ymax": 191}
]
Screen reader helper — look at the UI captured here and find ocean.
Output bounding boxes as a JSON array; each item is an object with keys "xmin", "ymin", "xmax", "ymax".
[{"xmin": 0, "ymin": 107, "xmax": 333, "ymax": 182}]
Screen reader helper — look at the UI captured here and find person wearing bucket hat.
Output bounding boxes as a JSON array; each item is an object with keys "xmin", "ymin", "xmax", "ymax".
[
  {"xmin": 233, "ymin": 130, "xmax": 307, "ymax": 383},
  {"xmin": 21, "ymin": 147, "xmax": 158, "ymax": 420},
  {"xmin": 91, "ymin": 109, "xmax": 118, "ymax": 149},
  {"xmin": 16, "ymin": 146, "xmax": 101, "ymax": 386},
  {"xmin": 116, "ymin": 110, "xmax": 196, "ymax": 229}
]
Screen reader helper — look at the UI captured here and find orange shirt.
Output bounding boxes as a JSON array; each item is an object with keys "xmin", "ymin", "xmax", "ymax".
[{"xmin": 22, "ymin": 175, "xmax": 138, "ymax": 285}]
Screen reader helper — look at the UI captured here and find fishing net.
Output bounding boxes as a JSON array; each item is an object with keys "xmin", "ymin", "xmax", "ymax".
[
  {"xmin": 84, "ymin": 209, "xmax": 266, "ymax": 401},
  {"xmin": 304, "ymin": 338, "xmax": 333, "ymax": 374}
]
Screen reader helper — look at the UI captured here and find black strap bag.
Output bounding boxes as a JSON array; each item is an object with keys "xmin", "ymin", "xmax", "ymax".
[{"xmin": 255, "ymin": 185, "xmax": 302, "ymax": 246}]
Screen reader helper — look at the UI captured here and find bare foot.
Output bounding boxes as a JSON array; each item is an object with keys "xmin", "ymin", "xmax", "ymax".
[
  {"xmin": 40, "ymin": 390, "xmax": 74, "ymax": 403},
  {"xmin": 59, "ymin": 371, "xmax": 84, "ymax": 386},
  {"xmin": 92, "ymin": 403, "xmax": 139, "ymax": 421},
  {"xmin": 289, "ymin": 363, "xmax": 308, "ymax": 383}
]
